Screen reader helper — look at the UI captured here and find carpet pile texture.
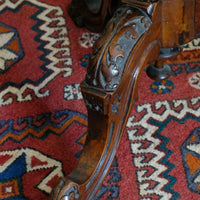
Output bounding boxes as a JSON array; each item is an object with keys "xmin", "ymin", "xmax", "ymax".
[{"xmin": 0, "ymin": 0, "xmax": 200, "ymax": 199}]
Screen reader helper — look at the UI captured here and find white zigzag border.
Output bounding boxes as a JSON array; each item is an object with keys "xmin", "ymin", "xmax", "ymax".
[
  {"xmin": 126, "ymin": 96, "xmax": 200, "ymax": 199},
  {"xmin": 0, "ymin": 0, "xmax": 72, "ymax": 106}
]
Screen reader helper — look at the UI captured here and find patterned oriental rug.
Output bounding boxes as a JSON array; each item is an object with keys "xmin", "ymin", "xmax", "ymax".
[{"xmin": 0, "ymin": 0, "xmax": 200, "ymax": 199}]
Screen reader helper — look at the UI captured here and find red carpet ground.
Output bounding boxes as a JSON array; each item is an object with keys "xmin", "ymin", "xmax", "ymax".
[{"xmin": 0, "ymin": 0, "xmax": 200, "ymax": 199}]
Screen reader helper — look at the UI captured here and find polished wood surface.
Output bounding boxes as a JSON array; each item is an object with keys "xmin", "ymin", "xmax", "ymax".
[{"xmin": 50, "ymin": 1, "xmax": 200, "ymax": 199}]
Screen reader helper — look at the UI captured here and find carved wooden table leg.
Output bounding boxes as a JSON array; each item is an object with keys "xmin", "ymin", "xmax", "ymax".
[
  {"xmin": 50, "ymin": 0, "xmax": 199, "ymax": 199},
  {"xmin": 50, "ymin": 3, "xmax": 162, "ymax": 200}
]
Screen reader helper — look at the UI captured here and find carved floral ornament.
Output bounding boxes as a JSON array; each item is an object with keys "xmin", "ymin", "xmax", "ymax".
[{"xmin": 86, "ymin": 6, "xmax": 151, "ymax": 92}]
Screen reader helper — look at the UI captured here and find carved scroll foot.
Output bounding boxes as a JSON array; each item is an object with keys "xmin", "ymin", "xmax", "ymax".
[{"xmin": 50, "ymin": 2, "xmax": 163, "ymax": 200}]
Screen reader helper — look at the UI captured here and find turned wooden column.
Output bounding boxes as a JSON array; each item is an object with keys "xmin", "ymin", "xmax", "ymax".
[
  {"xmin": 161, "ymin": 0, "xmax": 195, "ymax": 47},
  {"xmin": 122, "ymin": 0, "xmax": 197, "ymax": 47}
]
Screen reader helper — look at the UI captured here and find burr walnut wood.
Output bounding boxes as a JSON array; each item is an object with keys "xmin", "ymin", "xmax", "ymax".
[{"xmin": 50, "ymin": 0, "xmax": 200, "ymax": 199}]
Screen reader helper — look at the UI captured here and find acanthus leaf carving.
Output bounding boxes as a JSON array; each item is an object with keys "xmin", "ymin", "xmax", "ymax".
[
  {"xmin": 85, "ymin": 6, "xmax": 152, "ymax": 91},
  {"xmin": 101, "ymin": 44, "xmax": 125, "ymax": 83}
]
